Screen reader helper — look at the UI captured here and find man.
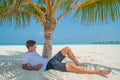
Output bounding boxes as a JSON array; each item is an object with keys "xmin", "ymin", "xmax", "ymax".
[{"xmin": 22, "ymin": 40, "xmax": 112, "ymax": 76}]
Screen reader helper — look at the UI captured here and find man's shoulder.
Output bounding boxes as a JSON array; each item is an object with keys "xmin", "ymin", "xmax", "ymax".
[
  {"xmin": 24, "ymin": 52, "xmax": 29, "ymax": 54},
  {"xmin": 24, "ymin": 51, "xmax": 38, "ymax": 55},
  {"xmin": 24, "ymin": 51, "xmax": 35, "ymax": 54},
  {"xmin": 23, "ymin": 52, "xmax": 31, "ymax": 56}
]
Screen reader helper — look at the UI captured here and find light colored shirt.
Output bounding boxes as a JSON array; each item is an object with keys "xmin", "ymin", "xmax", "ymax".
[{"xmin": 22, "ymin": 51, "xmax": 50, "ymax": 71}]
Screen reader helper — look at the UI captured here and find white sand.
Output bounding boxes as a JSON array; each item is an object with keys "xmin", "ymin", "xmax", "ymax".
[{"xmin": 0, "ymin": 45, "xmax": 120, "ymax": 80}]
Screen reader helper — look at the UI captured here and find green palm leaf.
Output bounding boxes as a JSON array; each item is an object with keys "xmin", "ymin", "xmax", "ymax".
[
  {"xmin": 74, "ymin": 0, "xmax": 120, "ymax": 23},
  {"xmin": 0, "ymin": 0, "xmax": 45, "ymax": 26}
]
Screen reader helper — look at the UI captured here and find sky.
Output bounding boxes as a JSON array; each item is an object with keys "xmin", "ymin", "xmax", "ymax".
[
  {"xmin": 0, "ymin": 16, "xmax": 120, "ymax": 44},
  {"xmin": 0, "ymin": 1, "xmax": 120, "ymax": 44}
]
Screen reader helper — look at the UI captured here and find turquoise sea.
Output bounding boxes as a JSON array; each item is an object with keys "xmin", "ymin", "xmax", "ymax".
[
  {"xmin": 0, "ymin": 43, "xmax": 120, "ymax": 46},
  {"xmin": 0, "ymin": 41, "xmax": 120, "ymax": 46},
  {"xmin": 1, "ymin": 41, "xmax": 120, "ymax": 46}
]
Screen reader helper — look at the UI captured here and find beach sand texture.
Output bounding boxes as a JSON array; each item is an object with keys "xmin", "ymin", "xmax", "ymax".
[{"xmin": 0, "ymin": 45, "xmax": 120, "ymax": 80}]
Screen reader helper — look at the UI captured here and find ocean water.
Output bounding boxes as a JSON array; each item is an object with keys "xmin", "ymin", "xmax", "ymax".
[
  {"xmin": 0, "ymin": 43, "xmax": 120, "ymax": 46},
  {"xmin": 0, "ymin": 41, "xmax": 120, "ymax": 46}
]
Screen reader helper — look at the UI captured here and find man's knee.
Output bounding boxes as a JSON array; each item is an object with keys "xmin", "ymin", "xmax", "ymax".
[
  {"xmin": 61, "ymin": 47, "xmax": 71, "ymax": 56},
  {"xmin": 62, "ymin": 47, "xmax": 71, "ymax": 52}
]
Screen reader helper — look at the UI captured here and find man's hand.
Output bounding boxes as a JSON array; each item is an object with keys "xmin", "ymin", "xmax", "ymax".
[
  {"xmin": 22, "ymin": 64, "xmax": 43, "ymax": 70},
  {"xmin": 36, "ymin": 64, "xmax": 43, "ymax": 69}
]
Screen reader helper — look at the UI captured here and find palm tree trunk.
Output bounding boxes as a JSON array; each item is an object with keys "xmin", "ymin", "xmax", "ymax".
[{"xmin": 42, "ymin": 28, "xmax": 53, "ymax": 58}]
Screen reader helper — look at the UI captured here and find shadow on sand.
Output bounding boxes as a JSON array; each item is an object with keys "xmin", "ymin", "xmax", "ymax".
[
  {"xmin": 81, "ymin": 62, "xmax": 120, "ymax": 72},
  {"xmin": 0, "ymin": 51, "xmax": 120, "ymax": 80},
  {"xmin": 0, "ymin": 51, "xmax": 63, "ymax": 80}
]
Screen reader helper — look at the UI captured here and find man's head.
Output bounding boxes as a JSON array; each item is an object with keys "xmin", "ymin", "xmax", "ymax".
[{"xmin": 26, "ymin": 40, "xmax": 36, "ymax": 51}]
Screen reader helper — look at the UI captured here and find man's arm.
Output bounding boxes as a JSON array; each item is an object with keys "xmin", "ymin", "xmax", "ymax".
[{"xmin": 22, "ymin": 64, "xmax": 42, "ymax": 70}]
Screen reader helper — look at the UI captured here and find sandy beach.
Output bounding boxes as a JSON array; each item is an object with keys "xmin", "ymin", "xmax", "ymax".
[{"xmin": 0, "ymin": 45, "xmax": 120, "ymax": 80}]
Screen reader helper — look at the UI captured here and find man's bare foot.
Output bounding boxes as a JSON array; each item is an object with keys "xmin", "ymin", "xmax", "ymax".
[{"xmin": 99, "ymin": 68, "xmax": 112, "ymax": 76}]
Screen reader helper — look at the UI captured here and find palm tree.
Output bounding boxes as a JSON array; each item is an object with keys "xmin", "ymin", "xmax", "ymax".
[{"xmin": 0, "ymin": 0, "xmax": 120, "ymax": 58}]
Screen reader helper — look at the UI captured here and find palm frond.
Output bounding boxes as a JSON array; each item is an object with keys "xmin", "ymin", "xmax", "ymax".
[
  {"xmin": 74, "ymin": 0, "xmax": 120, "ymax": 23},
  {"xmin": 0, "ymin": 0, "xmax": 46, "ymax": 26},
  {"xmin": 0, "ymin": 0, "xmax": 120, "ymax": 26},
  {"xmin": 37, "ymin": 0, "xmax": 45, "ymax": 6},
  {"xmin": 60, "ymin": 0, "xmax": 80, "ymax": 11}
]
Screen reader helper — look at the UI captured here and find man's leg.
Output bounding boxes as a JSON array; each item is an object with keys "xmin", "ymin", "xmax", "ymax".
[
  {"xmin": 66, "ymin": 63, "xmax": 112, "ymax": 76},
  {"xmin": 60, "ymin": 47, "xmax": 112, "ymax": 76},
  {"xmin": 61, "ymin": 47, "xmax": 81, "ymax": 66}
]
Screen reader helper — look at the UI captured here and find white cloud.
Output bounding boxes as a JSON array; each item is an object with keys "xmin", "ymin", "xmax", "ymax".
[{"xmin": 39, "ymin": 31, "xmax": 44, "ymax": 36}]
